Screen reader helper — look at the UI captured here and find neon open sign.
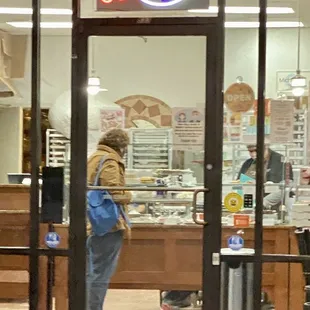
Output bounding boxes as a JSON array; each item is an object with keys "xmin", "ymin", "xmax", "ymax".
[{"xmin": 96, "ymin": 0, "xmax": 209, "ymax": 11}]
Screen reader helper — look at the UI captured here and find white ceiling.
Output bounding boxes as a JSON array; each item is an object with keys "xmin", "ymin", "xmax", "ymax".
[{"xmin": 0, "ymin": 0, "xmax": 309, "ymax": 35}]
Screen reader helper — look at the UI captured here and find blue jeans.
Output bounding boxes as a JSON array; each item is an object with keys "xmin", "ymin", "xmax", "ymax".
[{"xmin": 86, "ymin": 230, "xmax": 123, "ymax": 310}]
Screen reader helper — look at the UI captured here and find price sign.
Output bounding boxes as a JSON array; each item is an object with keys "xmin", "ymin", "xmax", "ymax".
[
  {"xmin": 233, "ymin": 214, "xmax": 250, "ymax": 228},
  {"xmin": 96, "ymin": 0, "xmax": 209, "ymax": 11}
]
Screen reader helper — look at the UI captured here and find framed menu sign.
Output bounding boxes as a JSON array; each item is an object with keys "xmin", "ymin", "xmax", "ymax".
[{"xmin": 270, "ymin": 100, "xmax": 294, "ymax": 143}]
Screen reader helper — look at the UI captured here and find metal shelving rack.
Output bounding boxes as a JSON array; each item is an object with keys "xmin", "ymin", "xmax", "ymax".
[
  {"xmin": 289, "ymin": 109, "xmax": 308, "ymax": 167},
  {"xmin": 46, "ymin": 129, "xmax": 70, "ymax": 167},
  {"xmin": 63, "ymin": 143, "xmax": 71, "ymax": 223},
  {"xmin": 46, "ymin": 129, "xmax": 71, "ymax": 223},
  {"xmin": 127, "ymin": 128, "xmax": 173, "ymax": 170}
]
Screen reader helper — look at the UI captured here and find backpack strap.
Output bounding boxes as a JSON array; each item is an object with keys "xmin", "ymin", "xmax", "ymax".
[
  {"xmin": 93, "ymin": 156, "xmax": 108, "ymax": 186},
  {"xmin": 93, "ymin": 155, "xmax": 131, "ymax": 227},
  {"xmin": 120, "ymin": 206, "xmax": 132, "ymax": 228}
]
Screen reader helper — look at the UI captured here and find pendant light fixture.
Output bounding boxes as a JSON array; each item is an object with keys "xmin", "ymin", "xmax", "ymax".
[
  {"xmin": 87, "ymin": 37, "xmax": 108, "ymax": 95},
  {"xmin": 290, "ymin": 0, "xmax": 307, "ymax": 97}
]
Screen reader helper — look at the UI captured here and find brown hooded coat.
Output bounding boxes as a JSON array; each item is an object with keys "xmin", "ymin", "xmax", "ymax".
[{"xmin": 87, "ymin": 145, "xmax": 132, "ymax": 236}]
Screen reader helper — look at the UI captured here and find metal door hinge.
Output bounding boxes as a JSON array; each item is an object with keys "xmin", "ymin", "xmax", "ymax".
[{"xmin": 212, "ymin": 253, "xmax": 220, "ymax": 266}]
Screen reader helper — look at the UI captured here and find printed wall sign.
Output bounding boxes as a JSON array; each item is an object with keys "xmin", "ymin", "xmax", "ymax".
[{"xmin": 172, "ymin": 108, "xmax": 205, "ymax": 151}]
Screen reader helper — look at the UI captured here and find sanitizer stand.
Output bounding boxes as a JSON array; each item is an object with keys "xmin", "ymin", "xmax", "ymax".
[{"xmin": 221, "ymin": 248, "xmax": 255, "ymax": 310}]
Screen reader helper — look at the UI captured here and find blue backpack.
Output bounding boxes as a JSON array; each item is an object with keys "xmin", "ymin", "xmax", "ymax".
[{"xmin": 87, "ymin": 156, "xmax": 130, "ymax": 236}]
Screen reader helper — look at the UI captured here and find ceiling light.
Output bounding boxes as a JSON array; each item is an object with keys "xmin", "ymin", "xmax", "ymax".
[
  {"xmin": 87, "ymin": 76, "xmax": 108, "ymax": 96},
  {"xmin": 291, "ymin": 72, "xmax": 307, "ymax": 97},
  {"xmin": 188, "ymin": 6, "xmax": 294, "ymax": 14},
  {"xmin": 225, "ymin": 21, "xmax": 304, "ymax": 28},
  {"xmin": 41, "ymin": 8, "xmax": 72, "ymax": 15},
  {"xmin": 87, "ymin": 80, "xmax": 101, "ymax": 96},
  {"xmin": 7, "ymin": 21, "xmax": 73, "ymax": 28},
  {"xmin": 291, "ymin": 87, "xmax": 305, "ymax": 97},
  {"xmin": 0, "ymin": 7, "xmax": 72, "ymax": 15}
]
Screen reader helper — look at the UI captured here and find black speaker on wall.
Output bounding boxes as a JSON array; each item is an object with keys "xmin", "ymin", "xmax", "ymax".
[{"xmin": 41, "ymin": 167, "xmax": 64, "ymax": 223}]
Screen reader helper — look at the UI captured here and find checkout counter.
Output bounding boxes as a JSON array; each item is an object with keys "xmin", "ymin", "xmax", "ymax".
[{"xmin": 0, "ymin": 184, "xmax": 305, "ymax": 310}]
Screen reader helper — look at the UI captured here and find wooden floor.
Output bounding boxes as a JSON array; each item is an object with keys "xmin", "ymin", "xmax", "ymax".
[{"xmin": 0, "ymin": 290, "xmax": 160, "ymax": 310}]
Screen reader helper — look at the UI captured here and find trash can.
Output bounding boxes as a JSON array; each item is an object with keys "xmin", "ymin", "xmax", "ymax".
[
  {"xmin": 306, "ymin": 285, "xmax": 310, "ymax": 303},
  {"xmin": 221, "ymin": 248, "xmax": 254, "ymax": 310}
]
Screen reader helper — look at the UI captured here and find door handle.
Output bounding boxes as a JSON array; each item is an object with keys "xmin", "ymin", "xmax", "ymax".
[{"xmin": 192, "ymin": 188, "xmax": 209, "ymax": 226}]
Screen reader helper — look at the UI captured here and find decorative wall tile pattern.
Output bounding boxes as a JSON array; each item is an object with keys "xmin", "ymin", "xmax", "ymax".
[{"xmin": 116, "ymin": 95, "xmax": 172, "ymax": 128}]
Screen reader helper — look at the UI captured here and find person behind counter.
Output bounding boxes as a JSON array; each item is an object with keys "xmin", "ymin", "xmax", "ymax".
[
  {"xmin": 237, "ymin": 144, "xmax": 293, "ymax": 208},
  {"xmin": 161, "ymin": 144, "xmax": 294, "ymax": 308},
  {"xmin": 87, "ymin": 129, "xmax": 132, "ymax": 310}
]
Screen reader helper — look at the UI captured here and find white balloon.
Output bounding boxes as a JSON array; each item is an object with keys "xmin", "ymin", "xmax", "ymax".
[{"xmin": 48, "ymin": 90, "xmax": 121, "ymax": 139}]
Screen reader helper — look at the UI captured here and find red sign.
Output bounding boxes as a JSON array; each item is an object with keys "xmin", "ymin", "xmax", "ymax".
[
  {"xmin": 96, "ymin": 0, "xmax": 210, "ymax": 11},
  {"xmin": 197, "ymin": 213, "xmax": 204, "ymax": 221},
  {"xmin": 253, "ymin": 99, "xmax": 271, "ymax": 116},
  {"xmin": 233, "ymin": 215, "xmax": 250, "ymax": 228}
]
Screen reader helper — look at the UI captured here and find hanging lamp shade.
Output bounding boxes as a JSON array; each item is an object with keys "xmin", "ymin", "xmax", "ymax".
[
  {"xmin": 87, "ymin": 75, "xmax": 108, "ymax": 95},
  {"xmin": 290, "ymin": 71, "xmax": 307, "ymax": 97}
]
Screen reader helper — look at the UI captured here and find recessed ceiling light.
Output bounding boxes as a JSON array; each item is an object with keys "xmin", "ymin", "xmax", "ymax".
[
  {"xmin": 189, "ymin": 6, "xmax": 294, "ymax": 14},
  {"xmin": 225, "ymin": 21, "xmax": 304, "ymax": 28},
  {"xmin": 7, "ymin": 22, "xmax": 73, "ymax": 28},
  {"xmin": 7, "ymin": 21, "xmax": 303, "ymax": 29},
  {"xmin": 0, "ymin": 7, "xmax": 72, "ymax": 15}
]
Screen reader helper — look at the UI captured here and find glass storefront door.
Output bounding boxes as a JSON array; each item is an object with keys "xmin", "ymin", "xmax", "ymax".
[{"xmin": 69, "ymin": 16, "xmax": 225, "ymax": 310}]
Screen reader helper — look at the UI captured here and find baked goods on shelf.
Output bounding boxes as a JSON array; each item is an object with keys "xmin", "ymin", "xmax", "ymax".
[{"xmin": 140, "ymin": 176, "xmax": 156, "ymax": 184}]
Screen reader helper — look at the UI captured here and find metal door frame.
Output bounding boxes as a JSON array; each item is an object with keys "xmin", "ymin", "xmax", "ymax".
[
  {"xmin": 69, "ymin": 1, "xmax": 310, "ymax": 309},
  {"xmin": 0, "ymin": 2, "xmax": 71, "ymax": 310},
  {"xmin": 69, "ymin": 0, "xmax": 226, "ymax": 308},
  {"xmin": 220, "ymin": 2, "xmax": 310, "ymax": 310},
  {"xmin": 2, "ymin": 1, "xmax": 310, "ymax": 310},
  {"xmin": 0, "ymin": 1, "xmax": 227, "ymax": 309}
]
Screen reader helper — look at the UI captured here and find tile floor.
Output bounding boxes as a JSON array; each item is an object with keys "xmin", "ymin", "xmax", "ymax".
[{"xmin": 0, "ymin": 290, "xmax": 161, "ymax": 310}]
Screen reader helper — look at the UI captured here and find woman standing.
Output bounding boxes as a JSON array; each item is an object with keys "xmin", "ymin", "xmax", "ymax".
[{"xmin": 87, "ymin": 129, "xmax": 131, "ymax": 310}]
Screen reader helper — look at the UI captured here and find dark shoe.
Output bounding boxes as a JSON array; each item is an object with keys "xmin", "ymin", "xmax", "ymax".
[{"xmin": 163, "ymin": 295, "xmax": 192, "ymax": 308}]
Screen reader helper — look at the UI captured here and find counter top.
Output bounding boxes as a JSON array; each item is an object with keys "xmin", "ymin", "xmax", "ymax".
[
  {"xmin": 0, "ymin": 184, "xmax": 30, "ymax": 188},
  {"xmin": 50, "ymin": 223, "xmax": 296, "ymax": 230},
  {"xmin": 0, "ymin": 184, "xmax": 30, "ymax": 193}
]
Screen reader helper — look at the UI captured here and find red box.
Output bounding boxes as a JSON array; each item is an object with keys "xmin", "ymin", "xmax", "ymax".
[{"xmin": 233, "ymin": 214, "xmax": 250, "ymax": 228}]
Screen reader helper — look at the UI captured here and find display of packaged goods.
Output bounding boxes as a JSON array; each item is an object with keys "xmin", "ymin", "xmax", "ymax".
[{"xmin": 140, "ymin": 176, "xmax": 156, "ymax": 184}]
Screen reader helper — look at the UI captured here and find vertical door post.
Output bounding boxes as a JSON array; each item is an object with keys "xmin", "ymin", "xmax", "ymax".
[
  {"xmin": 69, "ymin": 2, "xmax": 89, "ymax": 309},
  {"xmin": 202, "ymin": 0, "xmax": 226, "ymax": 308},
  {"xmin": 254, "ymin": 0, "xmax": 267, "ymax": 309},
  {"xmin": 29, "ymin": 0, "xmax": 41, "ymax": 308}
]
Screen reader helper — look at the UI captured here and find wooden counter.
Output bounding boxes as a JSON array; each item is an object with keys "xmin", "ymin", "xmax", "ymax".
[
  {"xmin": 0, "ymin": 185, "xmax": 305, "ymax": 309},
  {"xmin": 0, "ymin": 184, "xmax": 30, "ymax": 211}
]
